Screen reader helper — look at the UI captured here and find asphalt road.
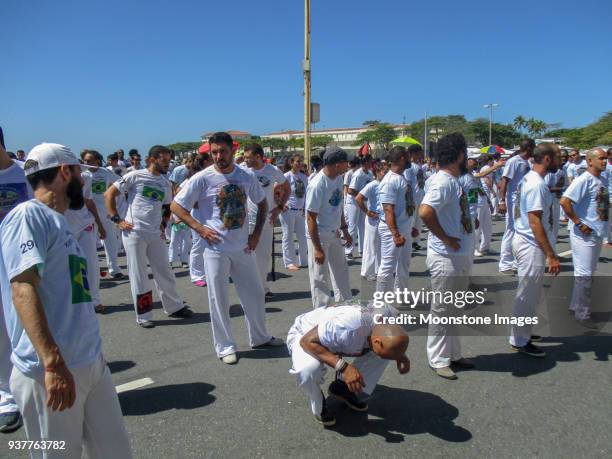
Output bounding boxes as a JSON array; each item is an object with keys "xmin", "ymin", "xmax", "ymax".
[{"xmin": 2, "ymin": 219, "xmax": 611, "ymax": 458}]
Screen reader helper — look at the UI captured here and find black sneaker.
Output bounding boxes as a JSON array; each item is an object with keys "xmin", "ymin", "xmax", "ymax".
[
  {"xmin": 265, "ymin": 291, "xmax": 275, "ymax": 299},
  {"xmin": 511, "ymin": 342, "xmax": 546, "ymax": 358},
  {"xmin": 111, "ymin": 273, "xmax": 127, "ymax": 281},
  {"xmin": 412, "ymin": 242, "xmax": 421, "ymax": 250},
  {"xmin": 138, "ymin": 320, "xmax": 155, "ymax": 329},
  {"xmin": 314, "ymin": 394, "xmax": 336, "ymax": 427},
  {"xmin": 169, "ymin": 306, "xmax": 193, "ymax": 319},
  {"xmin": 530, "ymin": 335, "xmax": 543, "ymax": 342},
  {"xmin": 328, "ymin": 380, "xmax": 368, "ymax": 412},
  {"xmin": 0, "ymin": 412, "xmax": 23, "ymax": 433}
]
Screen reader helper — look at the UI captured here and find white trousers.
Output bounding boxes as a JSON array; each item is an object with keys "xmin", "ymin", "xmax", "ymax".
[
  {"xmin": 287, "ymin": 331, "xmax": 388, "ymax": 415},
  {"xmin": 426, "ymin": 252, "xmax": 472, "ymax": 368},
  {"xmin": 360, "ymin": 216, "xmax": 380, "ymax": 279},
  {"xmin": 169, "ymin": 224, "xmax": 192, "ymax": 264},
  {"xmin": 280, "ymin": 209, "xmax": 308, "ymax": 267},
  {"xmin": 413, "ymin": 192, "xmax": 425, "ymax": 243},
  {"xmin": 99, "ymin": 215, "xmax": 122, "ymax": 275},
  {"xmin": 0, "ymin": 297, "xmax": 18, "ymax": 414},
  {"xmin": 307, "ymin": 232, "xmax": 352, "ymax": 309},
  {"xmin": 499, "ymin": 195, "xmax": 517, "ymax": 271},
  {"xmin": 189, "ymin": 229, "xmax": 206, "ymax": 282},
  {"xmin": 203, "ymin": 248, "xmax": 272, "ymax": 357},
  {"xmin": 476, "ymin": 202, "xmax": 492, "ymax": 252},
  {"xmin": 74, "ymin": 224, "xmax": 100, "ymax": 306},
  {"xmin": 122, "ymin": 230, "xmax": 183, "ymax": 323},
  {"xmin": 250, "ymin": 223, "xmax": 273, "ymax": 293},
  {"xmin": 344, "ymin": 202, "xmax": 365, "ymax": 255},
  {"xmin": 569, "ymin": 231, "xmax": 603, "ymax": 320},
  {"xmin": 376, "ymin": 221, "xmax": 413, "ymax": 295},
  {"xmin": 10, "ymin": 355, "xmax": 132, "ymax": 459},
  {"xmin": 509, "ymin": 235, "xmax": 545, "ymax": 347}
]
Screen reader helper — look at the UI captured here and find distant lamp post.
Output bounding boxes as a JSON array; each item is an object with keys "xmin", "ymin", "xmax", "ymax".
[{"xmin": 483, "ymin": 103, "xmax": 499, "ymax": 146}]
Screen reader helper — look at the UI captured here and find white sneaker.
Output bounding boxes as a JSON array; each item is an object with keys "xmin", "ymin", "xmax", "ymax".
[
  {"xmin": 221, "ymin": 353, "xmax": 238, "ymax": 365},
  {"xmin": 474, "ymin": 250, "xmax": 484, "ymax": 257}
]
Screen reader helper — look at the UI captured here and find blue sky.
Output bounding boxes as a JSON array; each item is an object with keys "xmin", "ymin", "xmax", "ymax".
[{"xmin": 1, "ymin": 0, "xmax": 610, "ymax": 154}]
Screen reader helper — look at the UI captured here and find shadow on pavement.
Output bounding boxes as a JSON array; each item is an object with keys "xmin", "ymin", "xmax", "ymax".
[
  {"xmin": 120, "ymin": 382, "xmax": 216, "ymax": 415},
  {"xmin": 328, "ymin": 386, "xmax": 471, "ymax": 443},
  {"xmin": 238, "ymin": 346, "xmax": 290, "ymax": 360},
  {"xmin": 471, "ymin": 335, "xmax": 612, "ymax": 376},
  {"xmin": 155, "ymin": 312, "xmax": 211, "ymax": 326},
  {"xmin": 108, "ymin": 360, "xmax": 136, "ymax": 373}
]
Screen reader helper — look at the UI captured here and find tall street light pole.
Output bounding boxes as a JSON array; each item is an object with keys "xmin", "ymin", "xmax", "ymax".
[
  {"xmin": 303, "ymin": 0, "xmax": 312, "ymax": 167},
  {"xmin": 483, "ymin": 103, "xmax": 499, "ymax": 146}
]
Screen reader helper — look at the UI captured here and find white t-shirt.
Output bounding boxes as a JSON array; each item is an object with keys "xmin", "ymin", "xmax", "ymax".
[
  {"xmin": 377, "ymin": 170, "xmax": 415, "ymax": 227},
  {"xmin": 0, "ymin": 160, "xmax": 32, "ymax": 223},
  {"xmin": 305, "ymin": 172, "xmax": 344, "ymax": 234},
  {"xmin": 290, "ymin": 305, "xmax": 372, "ymax": 356},
  {"xmin": 64, "ymin": 171, "xmax": 95, "ymax": 234},
  {"xmin": 174, "ymin": 165, "xmax": 265, "ymax": 252},
  {"xmin": 114, "ymin": 169, "xmax": 173, "ymax": 233},
  {"xmin": 544, "ymin": 168, "xmax": 566, "ymax": 199},
  {"xmin": 285, "ymin": 171, "xmax": 308, "ymax": 210},
  {"xmin": 246, "ymin": 164, "xmax": 286, "ymax": 226},
  {"xmin": 0, "ymin": 200, "xmax": 101, "ymax": 376},
  {"xmin": 567, "ymin": 160, "xmax": 588, "ymax": 180},
  {"xmin": 359, "ymin": 180, "xmax": 380, "ymax": 214},
  {"xmin": 107, "ymin": 164, "xmax": 126, "ymax": 176},
  {"xmin": 89, "ymin": 168, "xmax": 123, "ymax": 217},
  {"xmin": 346, "ymin": 168, "xmax": 373, "ymax": 205},
  {"xmin": 515, "ymin": 171, "xmax": 554, "ymax": 246},
  {"xmin": 563, "ymin": 171, "xmax": 609, "ymax": 239},
  {"xmin": 421, "ymin": 170, "xmax": 474, "ymax": 256},
  {"xmin": 502, "ymin": 154, "xmax": 530, "ymax": 197},
  {"xmin": 458, "ymin": 173, "xmax": 480, "ymax": 221}
]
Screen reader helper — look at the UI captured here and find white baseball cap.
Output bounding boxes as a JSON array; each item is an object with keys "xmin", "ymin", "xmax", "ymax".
[{"xmin": 24, "ymin": 143, "xmax": 80, "ymax": 176}]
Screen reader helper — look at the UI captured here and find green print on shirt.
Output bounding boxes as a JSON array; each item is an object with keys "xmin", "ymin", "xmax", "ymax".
[
  {"xmin": 459, "ymin": 191, "xmax": 473, "ymax": 234},
  {"xmin": 468, "ymin": 188, "xmax": 479, "ymax": 204},
  {"xmin": 68, "ymin": 254, "xmax": 92, "ymax": 304},
  {"xmin": 597, "ymin": 187, "xmax": 609, "ymax": 221},
  {"xmin": 217, "ymin": 183, "xmax": 247, "ymax": 230},
  {"xmin": 91, "ymin": 181, "xmax": 107, "ymax": 194},
  {"xmin": 142, "ymin": 185, "xmax": 165, "ymax": 202}
]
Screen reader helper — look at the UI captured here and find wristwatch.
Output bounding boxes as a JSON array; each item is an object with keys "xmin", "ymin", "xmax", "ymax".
[
  {"xmin": 335, "ymin": 358, "xmax": 349, "ymax": 373},
  {"xmin": 109, "ymin": 214, "xmax": 121, "ymax": 224}
]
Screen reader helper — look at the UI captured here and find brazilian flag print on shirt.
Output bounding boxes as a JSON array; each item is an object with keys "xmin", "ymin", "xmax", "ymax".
[
  {"xmin": 92, "ymin": 181, "xmax": 107, "ymax": 194},
  {"xmin": 68, "ymin": 254, "xmax": 92, "ymax": 304},
  {"xmin": 142, "ymin": 185, "xmax": 165, "ymax": 202}
]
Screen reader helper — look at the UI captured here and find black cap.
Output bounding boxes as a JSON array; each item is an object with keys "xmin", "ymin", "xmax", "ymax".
[{"xmin": 323, "ymin": 146, "xmax": 349, "ymax": 165}]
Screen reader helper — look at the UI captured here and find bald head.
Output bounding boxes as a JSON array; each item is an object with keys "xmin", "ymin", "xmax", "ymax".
[
  {"xmin": 370, "ymin": 324, "xmax": 409, "ymax": 359},
  {"xmin": 586, "ymin": 148, "xmax": 607, "ymax": 174}
]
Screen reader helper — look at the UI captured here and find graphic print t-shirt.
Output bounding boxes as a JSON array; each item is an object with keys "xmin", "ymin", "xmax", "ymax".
[
  {"xmin": 246, "ymin": 164, "xmax": 286, "ymax": 226},
  {"xmin": 0, "ymin": 161, "xmax": 32, "ymax": 223},
  {"xmin": 515, "ymin": 170, "xmax": 554, "ymax": 246},
  {"xmin": 285, "ymin": 171, "xmax": 308, "ymax": 210},
  {"xmin": 422, "ymin": 170, "xmax": 475, "ymax": 256},
  {"xmin": 174, "ymin": 165, "xmax": 265, "ymax": 252},
  {"xmin": 305, "ymin": 172, "xmax": 344, "ymax": 234},
  {"xmin": 563, "ymin": 171, "xmax": 609, "ymax": 239},
  {"xmin": 0, "ymin": 200, "xmax": 101, "ymax": 376},
  {"xmin": 114, "ymin": 169, "xmax": 173, "ymax": 233},
  {"xmin": 378, "ymin": 170, "xmax": 415, "ymax": 227}
]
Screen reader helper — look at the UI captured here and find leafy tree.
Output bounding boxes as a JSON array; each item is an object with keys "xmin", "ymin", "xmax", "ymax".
[
  {"xmin": 261, "ymin": 137, "xmax": 288, "ymax": 156},
  {"xmin": 311, "ymin": 135, "xmax": 334, "ymax": 148},
  {"xmin": 526, "ymin": 118, "xmax": 548, "ymax": 138},
  {"xmin": 356, "ymin": 122, "xmax": 398, "ymax": 150},
  {"xmin": 166, "ymin": 142, "xmax": 201, "ymax": 153},
  {"xmin": 362, "ymin": 120, "xmax": 381, "ymax": 127},
  {"xmin": 513, "ymin": 115, "xmax": 527, "ymax": 133}
]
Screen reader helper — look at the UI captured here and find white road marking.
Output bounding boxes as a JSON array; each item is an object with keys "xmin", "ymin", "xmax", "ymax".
[
  {"xmin": 115, "ymin": 377, "xmax": 154, "ymax": 394},
  {"xmin": 558, "ymin": 250, "xmax": 572, "ymax": 257}
]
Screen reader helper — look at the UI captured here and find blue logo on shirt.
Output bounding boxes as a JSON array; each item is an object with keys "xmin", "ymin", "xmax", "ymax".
[
  {"xmin": 0, "ymin": 183, "xmax": 28, "ymax": 223},
  {"xmin": 329, "ymin": 188, "xmax": 342, "ymax": 207}
]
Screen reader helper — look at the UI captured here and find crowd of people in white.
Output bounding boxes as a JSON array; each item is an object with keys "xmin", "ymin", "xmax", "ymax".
[{"xmin": 0, "ymin": 127, "xmax": 609, "ymax": 454}]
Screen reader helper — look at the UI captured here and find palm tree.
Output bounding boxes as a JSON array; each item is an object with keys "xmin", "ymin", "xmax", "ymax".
[
  {"xmin": 513, "ymin": 115, "xmax": 527, "ymax": 133},
  {"xmin": 526, "ymin": 118, "xmax": 548, "ymax": 138}
]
